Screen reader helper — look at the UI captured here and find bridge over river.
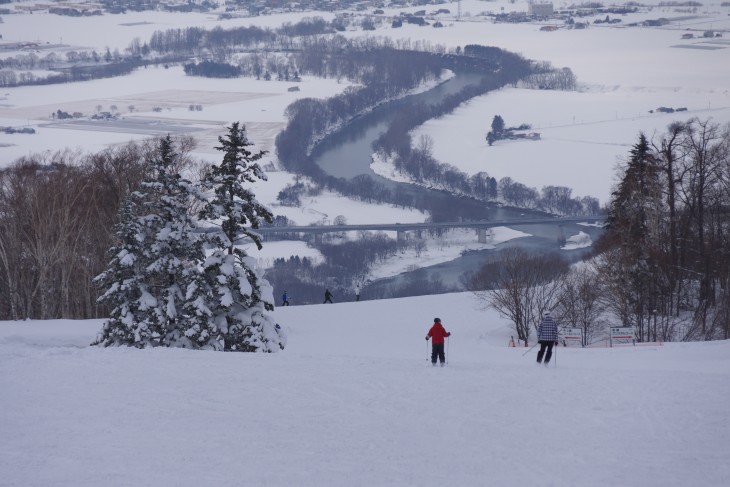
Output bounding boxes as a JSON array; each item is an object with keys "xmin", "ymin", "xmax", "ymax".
[{"xmin": 257, "ymin": 216, "xmax": 605, "ymax": 244}]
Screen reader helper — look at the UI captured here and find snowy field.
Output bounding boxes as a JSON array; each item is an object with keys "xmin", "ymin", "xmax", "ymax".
[
  {"xmin": 1, "ymin": 0, "xmax": 729, "ymax": 207},
  {"xmin": 2, "ymin": 6, "xmax": 729, "ymax": 485},
  {"xmin": 2, "ymin": 293, "xmax": 730, "ymax": 486}
]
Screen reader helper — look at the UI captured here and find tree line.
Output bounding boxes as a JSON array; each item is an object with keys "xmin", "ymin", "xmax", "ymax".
[
  {"xmin": 1, "ymin": 145, "xmax": 147, "ymax": 320},
  {"xmin": 468, "ymin": 119, "xmax": 730, "ymax": 343},
  {"xmin": 0, "ymin": 137, "xmax": 202, "ymax": 320},
  {"xmin": 599, "ymin": 119, "xmax": 730, "ymax": 341}
]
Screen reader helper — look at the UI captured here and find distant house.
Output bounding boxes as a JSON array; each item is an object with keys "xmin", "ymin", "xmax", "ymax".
[
  {"xmin": 681, "ymin": 33, "xmax": 694, "ymax": 39},
  {"xmin": 643, "ymin": 18, "xmax": 670, "ymax": 27},
  {"xmin": 405, "ymin": 16, "xmax": 427, "ymax": 26},
  {"xmin": 528, "ymin": 2, "xmax": 554, "ymax": 17},
  {"xmin": 540, "ymin": 25, "xmax": 559, "ymax": 31},
  {"xmin": 287, "ymin": 86, "xmax": 300, "ymax": 92}
]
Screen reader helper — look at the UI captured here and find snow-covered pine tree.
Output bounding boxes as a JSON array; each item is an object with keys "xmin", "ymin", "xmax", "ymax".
[
  {"xmin": 92, "ymin": 198, "xmax": 152, "ymax": 347},
  {"xmin": 94, "ymin": 135, "xmax": 205, "ymax": 348},
  {"xmin": 196, "ymin": 122, "xmax": 285, "ymax": 352},
  {"xmin": 602, "ymin": 133, "xmax": 664, "ymax": 340}
]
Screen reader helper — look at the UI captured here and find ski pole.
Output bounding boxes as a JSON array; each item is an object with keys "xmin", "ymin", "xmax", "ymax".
[
  {"xmin": 426, "ymin": 337, "xmax": 429, "ymax": 362},
  {"xmin": 522, "ymin": 342, "xmax": 539, "ymax": 356},
  {"xmin": 446, "ymin": 336, "xmax": 449, "ymax": 365},
  {"xmin": 554, "ymin": 342, "xmax": 557, "ymax": 368}
]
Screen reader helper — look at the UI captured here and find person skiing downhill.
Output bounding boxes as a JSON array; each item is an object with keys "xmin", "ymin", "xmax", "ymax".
[
  {"xmin": 426, "ymin": 318, "xmax": 451, "ymax": 366},
  {"xmin": 323, "ymin": 288, "xmax": 334, "ymax": 304},
  {"xmin": 536, "ymin": 312, "xmax": 559, "ymax": 366}
]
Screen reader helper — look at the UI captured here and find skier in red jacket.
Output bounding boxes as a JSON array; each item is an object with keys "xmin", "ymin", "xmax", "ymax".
[{"xmin": 425, "ymin": 318, "xmax": 451, "ymax": 366}]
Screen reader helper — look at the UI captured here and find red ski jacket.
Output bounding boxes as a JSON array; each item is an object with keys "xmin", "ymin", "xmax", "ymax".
[{"xmin": 427, "ymin": 323, "xmax": 451, "ymax": 344}]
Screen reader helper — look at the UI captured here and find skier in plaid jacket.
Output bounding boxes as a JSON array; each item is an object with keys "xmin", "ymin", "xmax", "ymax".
[{"xmin": 536, "ymin": 312, "xmax": 559, "ymax": 366}]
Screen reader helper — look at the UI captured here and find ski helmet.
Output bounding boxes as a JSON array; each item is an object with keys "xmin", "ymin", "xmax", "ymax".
[{"xmin": 434, "ymin": 318, "xmax": 441, "ymax": 323}]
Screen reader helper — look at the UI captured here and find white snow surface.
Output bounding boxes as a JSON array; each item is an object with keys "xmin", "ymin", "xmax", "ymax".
[{"xmin": 2, "ymin": 293, "xmax": 729, "ymax": 487}]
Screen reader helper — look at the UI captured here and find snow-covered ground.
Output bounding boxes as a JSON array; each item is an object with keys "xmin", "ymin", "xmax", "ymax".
[
  {"xmin": 2, "ymin": 293, "xmax": 729, "ymax": 486},
  {"xmin": 2, "ymin": 7, "xmax": 728, "ymax": 484},
  {"xmin": 2, "ymin": 0, "xmax": 729, "ymax": 206}
]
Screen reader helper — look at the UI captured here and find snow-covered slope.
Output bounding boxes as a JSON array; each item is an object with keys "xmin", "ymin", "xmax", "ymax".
[{"xmin": 2, "ymin": 292, "xmax": 728, "ymax": 486}]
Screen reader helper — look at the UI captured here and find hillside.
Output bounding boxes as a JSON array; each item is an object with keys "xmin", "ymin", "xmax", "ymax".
[{"xmin": 2, "ymin": 292, "xmax": 729, "ymax": 486}]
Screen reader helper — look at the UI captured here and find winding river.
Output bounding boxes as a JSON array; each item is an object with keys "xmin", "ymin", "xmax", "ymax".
[{"xmin": 308, "ymin": 70, "xmax": 603, "ymax": 291}]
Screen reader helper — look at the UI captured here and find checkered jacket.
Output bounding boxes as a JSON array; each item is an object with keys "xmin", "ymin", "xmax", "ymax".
[{"xmin": 537, "ymin": 315, "xmax": 559, "ymax": 342}]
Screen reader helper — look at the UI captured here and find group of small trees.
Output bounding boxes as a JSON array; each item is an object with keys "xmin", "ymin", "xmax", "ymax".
[
  {"xmin": 468, "ymin": 248, "xmax": 572, "ymax": 343},
  {"xmin": 485, "ymin": 115, "xmax": 534, "ymax": 146},
  {"xmin": 264, "ymin": 233, "xmax": 401, "ymax": 304},
  {"xmin": 518, "ymin": 66, "xmax": 577, "ymax": 91},
  {"xmin": 486, "ymin": 115, "xmax": 505, "ymax": 146},
  {"xmin": 498, "ymin": 177, "xmax": 601, "ymax": 215},
  {"xmin": 469, "ymin": 249, "xmax": 614, "ymax": 346}
]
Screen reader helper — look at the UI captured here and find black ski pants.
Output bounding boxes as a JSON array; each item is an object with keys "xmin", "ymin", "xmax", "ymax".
[
  {"xmin": 431, "ymin": 343, "xmax": 445, "ymax": 364},
  {"xmin": 536, "ymin": 340, "xmax": 555, "ymax": 364}
]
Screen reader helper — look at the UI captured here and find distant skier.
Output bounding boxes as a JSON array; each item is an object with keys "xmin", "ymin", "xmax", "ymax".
[
  {"xmin": 355, "ymin": 284, "xmax": 361, "ymax": 302},
  {"xmin": 536, "ymin": 312, "xmax": 559, "ymax": 366},
  {"xmin": 282, "ymin": 291, "xmax": 290, "ymax": 306},
  {"xmin": 425, "ymin": 318, "xmax": 451, "ymax": 366},
  {"xmin": 323, "ymin": 288, "xmax": 334, "ymax": 304}
]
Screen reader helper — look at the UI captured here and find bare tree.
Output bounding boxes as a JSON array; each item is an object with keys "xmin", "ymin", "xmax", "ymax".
[
  {"xmin": 413, "ymin": 239, "xmax": 427, "ymax": 258},
  {"xmin": 470, "ymin": 248, "xmax": 569, "ymax": 342},
  {"xmin": 553, "ymin": 262, "xmax": 606, "ymax": 345},
  {"xmin": 0, "ymin": 136, "xmax": 203, "ymax": 321}
]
